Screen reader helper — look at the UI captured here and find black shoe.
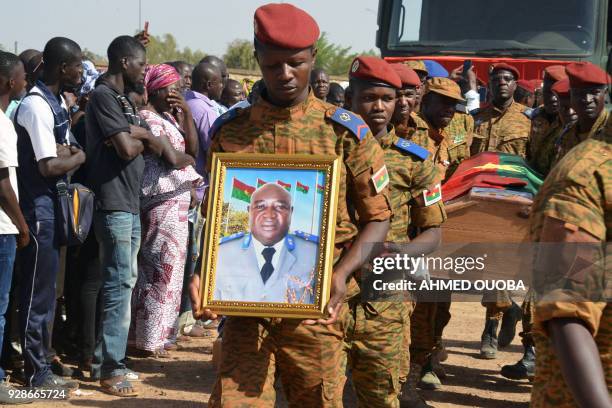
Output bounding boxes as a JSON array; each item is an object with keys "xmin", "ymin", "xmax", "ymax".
[
  {"xmin": 9, "ymin": 369, "xmax": 26, "ymax": 386},
  {"xmin": 36, "ymin": 373, "xmax": 79, "ymax": 391},
  {"xmin": 50, "ymin": 359, "xmax": 74, "ymax": 378},
  {"xmin": 480, "ymin": 318, "xmax": 499, "ymax": 359},
  {"xmin": 0, "ymin": 380, "xmax": 34, "ymax": 405},
  {"xmin": 501, "ymin": 345, "xmax": 535, "ymax": 380},
  {"xmin": 499, "ymin": 302, "xmax": 522, "ymax": 348}
]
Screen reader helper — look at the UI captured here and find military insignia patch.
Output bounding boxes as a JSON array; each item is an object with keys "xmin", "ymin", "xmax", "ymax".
[
  {"xmin": 371, "ymin": 165, "xmax": 389, "ymax": 193},
  {"xmin": 423, "ymin": 183, "xmax": 442, "ymax": 206},
  {"xmin": 452, "ymin": 134, "xmax": 465, "ymax": 144},
  {"xmin": 351, "ymin": 60, "xmax": 360, "ymax": 73},
  {"xmin": 339, "ymin": 112, "xmax": 351, "ymax": 122}
]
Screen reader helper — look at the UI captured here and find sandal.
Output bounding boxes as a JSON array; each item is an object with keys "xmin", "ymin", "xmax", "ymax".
[{"xmin": 101, "ymin": 376, "xmax": 139, "ymax": 397}]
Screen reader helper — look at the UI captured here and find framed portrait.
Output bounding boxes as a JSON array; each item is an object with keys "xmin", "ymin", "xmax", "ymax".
[{"xmin": 199, "ymin": 153, "xmax": 341, "ymax": 318}]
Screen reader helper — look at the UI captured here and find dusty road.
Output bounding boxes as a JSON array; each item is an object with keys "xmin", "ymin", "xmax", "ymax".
[{"xmin": 26, "ymin": 301, "xmax": 531, "ymax": 407}]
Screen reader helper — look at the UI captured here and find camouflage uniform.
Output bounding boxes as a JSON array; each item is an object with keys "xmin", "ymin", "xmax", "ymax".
[
  {"xmin": 529, "ymin": 121, "xmax": 611, "ymax": 407},
  {"xmin": 554, "ymin": 109, "xmax": 609, "ymax": 164},
  {"xmin": 403, "ymin": 112, "xmax": 471, "ymax": 366},
  {"xmin": 472, "ymin": 101, "xmax": 532, "ymax": 319},
  {"xmin": 527, "ymin": 107, "xmax": 562, "ymax": 176},
  {"xmin": 207, "ymin": 92, "xmax": 392, "ymax": 408},
  {"xmin": 471, "ymin": 100, "xmax": 532, "ymax": 158},
  {"xmin": 343, "ymin": 127, "xmax": 446, "ymax": 407}
]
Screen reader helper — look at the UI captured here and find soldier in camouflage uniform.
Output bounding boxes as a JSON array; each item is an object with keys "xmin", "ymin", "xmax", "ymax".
[
  {"xmin": 402, "ymin": 78, "xmax": 471, "ymax": 390},
  {"xmin": 471, "ymin": 63, "xmax": 532, "ymax": 158},
  {"xmin": 403, "ymin": 60, "xmax": 428, "ymax": 112},
  {"xmin": 344, "ymin": 56, "xmax": 445, "ymax": 408},
  {"xmin": 527, "ymin": 65, "xmax": 566, "ymax": 176},
  {"xmin": 188, "ymin": 5, "xmax": 392, "ymax": 407},
  {"xmin": 529, "ymin": 115, "xmax": 611, "ymax": 408},
  {"xmin": 554, "ymin": 62, "xmax": 610, "ymax": 164},
  {"xmin": 470, "ymin": 63, "xmax": 530, "ymax": 359}
]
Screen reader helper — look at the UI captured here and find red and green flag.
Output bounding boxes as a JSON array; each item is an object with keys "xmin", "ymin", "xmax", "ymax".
[
  {"xmin": 231, "ymin": 178, "xmax": 255, "ymax": 203},
  {"xmin": 277, "ymin": 180, "xmax": 292, "ymax": 192},
  {"xmin": 423, "ymin": 183, "xmax": 442, "ymax": 206},
  {"xmin": 442, "ymin": 152, "xmax": 543, "ymax": 202},
  {"xmin": 257, "ymin": 178, "xmax": 267, "ymax": 188},
  {"xmin": 316, "ymin": 184, "xmax": 324, "ymax": 194},
  {"xmin": 296, "ymin": 181, "xmax": 309, "ymax": 194}
]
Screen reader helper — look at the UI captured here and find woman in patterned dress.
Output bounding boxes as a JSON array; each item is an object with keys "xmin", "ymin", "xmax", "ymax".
[{"xmin": 130, "ymin": 64, "xmax": 202, "ymax": 356}]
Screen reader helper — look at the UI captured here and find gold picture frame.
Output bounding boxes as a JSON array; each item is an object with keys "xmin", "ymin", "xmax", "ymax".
[{"xmin": 199, "ymin": 153, "xmax": 341, "ymax": 318}]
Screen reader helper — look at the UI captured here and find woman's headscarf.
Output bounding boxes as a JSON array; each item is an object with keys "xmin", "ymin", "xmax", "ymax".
[{"xmin": 144, "ymin": 64, "xmax": 181, "ymax": 94}]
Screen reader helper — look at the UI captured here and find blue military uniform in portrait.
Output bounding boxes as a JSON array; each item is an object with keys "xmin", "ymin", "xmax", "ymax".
[{"xmin": 214, "ymin": 232, "xmax": 319, "ymax": 304}]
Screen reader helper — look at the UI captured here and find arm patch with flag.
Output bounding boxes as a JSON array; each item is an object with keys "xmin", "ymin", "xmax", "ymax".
[
  {"xmin": 423, "ymin": 183, "xmax": 442, "ymax": 206},
  {"xmin": 371, "ymin": 165, "xmax": 390, "ymax": 193}
]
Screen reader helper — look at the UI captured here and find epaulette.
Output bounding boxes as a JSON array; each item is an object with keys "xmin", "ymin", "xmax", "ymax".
[
  {"xmin": 522, "ymin": 107, "xmax": 535, "ymax": 119},
  {"xmin": 219, "ymin": 231, "xmax": 245, "ymax": 244},
  {"xmin": 394, "ymin": 138, "xmax": 430, "ymax": 160},
  {"xmin": 294, "ymin": 230, "xmax": 319, "ymax": 244},
  {"xmin": 210, "ymin": 108, "xmax": 241, "ymax": 138},
  {"xmin": 327, "ymin": 107, "xmax": 369, "ymax": 141}
]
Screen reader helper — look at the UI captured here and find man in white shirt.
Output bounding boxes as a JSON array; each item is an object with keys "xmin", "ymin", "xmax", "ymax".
[
  {"xmin": 0, "ymin": 51, "xmax": 31, "ymax": 404},
  {"xmin": 13, "ymin": 37, "xmax": 85, "ymax": 392}
]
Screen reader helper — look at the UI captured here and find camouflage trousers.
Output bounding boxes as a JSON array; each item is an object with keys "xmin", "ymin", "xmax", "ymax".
[
  {"xmin": 342, "ymin": 300, "xmax": 411, "ymax": 408},
  {"xmin": 481, "ymin": 288, "xmax": 536, "ymax": 346},
  {"xmin": 208, "ymin": 312, "xmax": 346, "ymax": 408},
  {"xmin": 410, "ymin": 289, "xmax": 452, "ymax": 366}
]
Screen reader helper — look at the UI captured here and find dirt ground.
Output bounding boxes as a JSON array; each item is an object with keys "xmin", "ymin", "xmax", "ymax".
[{"xmin": 26, "ymin": 301, "xmax": 531, "ymax": 408}]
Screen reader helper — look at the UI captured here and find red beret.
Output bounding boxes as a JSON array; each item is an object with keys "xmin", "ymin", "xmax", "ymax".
[
  {"xmin": 390, "ymin": 63, "xmax": 420, "ymax": 87},
  {"xmin": 517, "ymin": 79, "xmax": 535, "ymax": 94},
  {"xmin": 490, "ymin": 63, "xmax": 520, "ymax": 80},
  {"xmin": 254, "ymin": 3, "xmax": 320, "ymax": 49},
  {"xmin": 529, "ymin": 79, "xmax": 542, "ymax": 90},
  {"xmin": 543, "ymin": 65, "xmax": 567, "ymax": 82},
  {"xmin": 565, "ymin": 62, "xmax": 611, "ymax": 88},
  {"xmin": 349, "ymin": 56, "xmax": 401, "ymax": 89},
  {"xmin": 551, "ymin": 78, "xmax": 570, "ymax": 98}
]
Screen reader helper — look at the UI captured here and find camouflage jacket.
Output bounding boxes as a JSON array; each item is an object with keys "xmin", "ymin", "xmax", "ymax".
[
  {"xmin": 402, "ymin": 112, "xmax": 472, "ymax": 183},
  {"xmin": 553, "ymin": 108, "xmax": 609, "ymax": 164},
  {"xmin": 471, "ymin": 100, "xmax": 531, "ymax": 158},
  {"xmin": 209, "ymin": 91, "xmax": 392, "ymax": 256},
  {"xmin": 527, "ymin": 106, "xmax": 561, "ymax": 163},
  {"xmin": 529, "ymin": 117, "xmax": 611, "ymax": 408},
  {"xmin": 377, "ymin": 127, "xmax": 446, "ymax": 243}
]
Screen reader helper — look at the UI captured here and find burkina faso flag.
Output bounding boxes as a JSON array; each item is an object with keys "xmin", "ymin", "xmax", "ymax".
[
  {"xmin": 256, "ymin": 178, "xmax": 267, "ymax": 188},
  {"xmin": 277, "ymin": 180, "xmax": 292, "ymax": 192},
  {"xmin": 231, "ymin": 178, "xmax": 255, "ymax": 203},
  {"xmin": 442, "ymin": 152, "xmax": 543, "ymax": 202},
  {"xmin": 316, "ymin": 184, "xmax": 324, "ymax": 194},
  {"xmin": 296, "ymin": 181, "xmax": 309, "ymax": 194}
]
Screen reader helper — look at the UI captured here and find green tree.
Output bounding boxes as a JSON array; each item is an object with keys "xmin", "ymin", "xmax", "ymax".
[
  {"xmin": 83, "ymin": 48, "xmax": 106, "ymax": 65},
  {"xmin": 145, "ymin": 33, "xmax": 206, "ymax": 65},
  {"xmin": 223, "ymin": 39, "xmax": 258, "ymax": 71},
  {"xmin": 314, "ymin": 32, "xmax": 380, "ymax": 76},
  {"xmin": 219, "ymin": 204, "xmax": 249, "ymax": 238}
]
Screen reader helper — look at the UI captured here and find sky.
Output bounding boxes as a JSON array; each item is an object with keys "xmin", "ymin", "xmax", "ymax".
[
  {"xmin": 223, "ymin": 168, "xmax": 325, "ymax": 236},
  {"xmin": 1, "ymin": 0, "xmax": 380, "ymax": 58}
]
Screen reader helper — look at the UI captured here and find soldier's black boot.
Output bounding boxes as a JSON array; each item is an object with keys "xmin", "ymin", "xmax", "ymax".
[
  {"xmin": 479, "ymin": 318, "xmax": 499, "ymax": 359},
  {"xmin": 501, "ymin": 344, "xmax": 535, "ymax": 380},
  {"xmin": 498, "ymin": 302, "xmax": 522, "ymax": 348}
]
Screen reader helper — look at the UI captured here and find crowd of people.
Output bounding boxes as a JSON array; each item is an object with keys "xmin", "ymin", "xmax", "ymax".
[{"xmin": 0, "ymin": 2, "xmax": 609, "ymax": 407}]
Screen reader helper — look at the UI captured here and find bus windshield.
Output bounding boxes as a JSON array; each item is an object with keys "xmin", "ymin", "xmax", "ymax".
[{"xmin": 385, "ymin": 0, "xmax": 598, "ymax": 57}]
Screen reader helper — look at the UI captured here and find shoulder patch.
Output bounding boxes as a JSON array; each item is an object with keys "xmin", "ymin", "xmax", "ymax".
[
  {"xmin": 210, "ymin": 108, "xmax": 241, "ymax": 138},
  {"xmin": 522, "ymin": 108, "xmax": 534, "ymax": 119},
  {"xmin": 328, "ymin": 107, "xmax": 369, "ymax": 141},
  {"xmin": 293, "ymin": 231, "xmax": 320, "ymax": 244},
  {"xmin": 394, "ymin": 138, "xmax": 430, "ymax": 160},
  {"xmin": 219, "ymin": 231, "xmax": 245, "ymax": 244}
]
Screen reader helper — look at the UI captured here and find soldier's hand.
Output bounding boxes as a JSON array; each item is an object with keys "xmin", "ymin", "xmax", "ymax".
[
  {"xmin": 304, "ymin": 272, "xmax": 345, "ymax": 325},
  {"xmin": 189, "ymin": 274, "xmax": 218, "ymax": 321}
]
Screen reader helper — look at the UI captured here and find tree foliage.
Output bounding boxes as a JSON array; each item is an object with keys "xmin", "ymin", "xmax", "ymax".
[
  {"xmin": 220, "ymin": 204, "xmax": 249, "ymax": 238},
  {"xmin": 223, "ymin": 39, "xmax": 258, "ymax": 71},
  {"xmin": 83, "ymin": 48, "xmax": 106, "ymax": 65},
  {"xmin": 145, "ymin": 33, "xmax": 206, "ymax": 65},
  {"xmin": 315, "ymin": 32, "xmax": 380, "ymax": 76}
]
